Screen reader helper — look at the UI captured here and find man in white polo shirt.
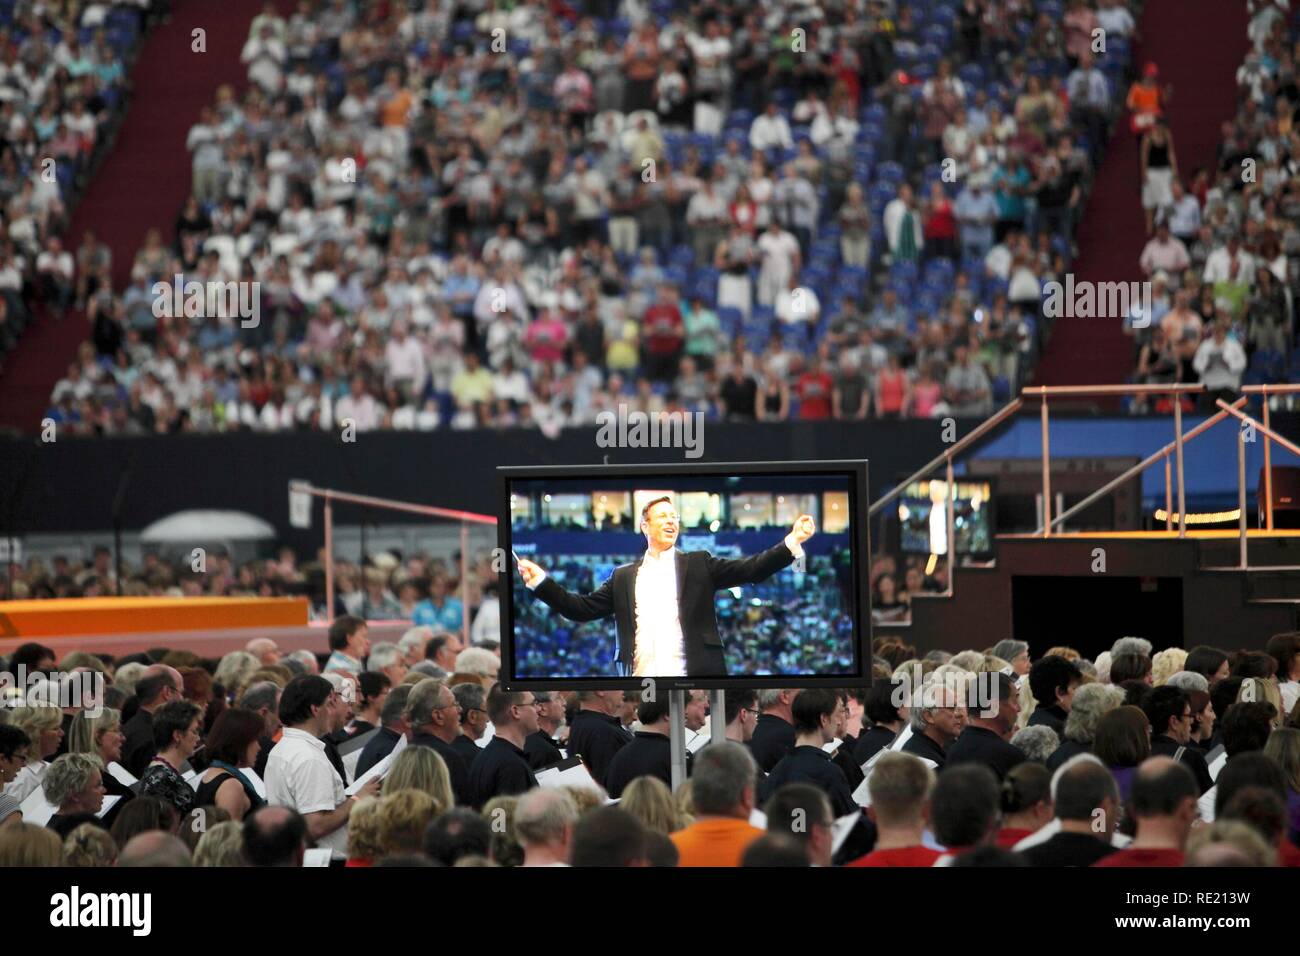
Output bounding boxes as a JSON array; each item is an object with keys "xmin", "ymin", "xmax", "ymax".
[{"xmin": 266, "ymin": 675, "xmax": 380, "ymax": 861}]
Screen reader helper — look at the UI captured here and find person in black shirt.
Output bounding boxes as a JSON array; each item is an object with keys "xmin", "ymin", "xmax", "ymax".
[
  {"xmin": 1144, "ymin": 685, "xmax": 1214, "ymax": 794},
  {"xmin": 237, "ymin": 681, "xmax": 281, "ymax": 780},
  {"xmin": 723, "ymin": 688, "xmax": 759, "ymax": 744},
  {"xmin": 749, "ymin": 689, "xmax": 797, "ymax": 773},
  {"xmin": 902, "ymin": 679, "xmax": 967, "ymax": 768},
  {"xmin": 355, "ymin": 684, "xmax": 411, "ymax": 779},
  {"xmin": 763, "ymin": 782, "xmax": 837, "ymax": 867},
  {"xmin": 1018, "ymin": 757, "xmax": 1119, "ymax": 866},
  {"xmin": 467, "ymin": 686, "xmax": 539, "ymax": 809},
  {"xmin": 1026, "ymin": 655, "xmax": 1081, "ymax": 738},
  {"xmin": 567, "ymin": 691, "xmax": 631, "ymax": 788},
  {"xmin": 405, "ymin": 679, "xmax": 472, "ymax": 806},
  {"xmin": 121, "ymin": 666, "xmax": 185, "ymax": 778},
  {"xmin": 524, "ymin": 691, "xmax": 565, "ymax": 771},
  {"xmin": 946, "ymin": 672, "xmax": 1026, "ymax": 781},
  {"xmin": 605, "ymin": 698, "xmax": 689, "ymax": 798},
  {"xmin": 760, "ymin": 689, "xmax": 858, "ymax": 817},
  {"xmin": 451, "ymin": 682, "xmax": 488, "ymax": 769},
  {"xmin": 719, "ymin": 363, "xmax": 758, "ymax": 421},
  {"xmin": 853, "ymin": 679, "xmax": 906, "ymax": 766}
]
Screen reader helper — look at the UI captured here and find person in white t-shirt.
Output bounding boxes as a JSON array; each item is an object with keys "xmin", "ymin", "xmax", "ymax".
[{"xmin": 265, "ymin": 675, "xmax": 380, "ymax": 861}]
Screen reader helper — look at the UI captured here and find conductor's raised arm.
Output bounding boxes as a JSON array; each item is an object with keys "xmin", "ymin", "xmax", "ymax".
[
  {"xmin": 521, "ymin": 558, "xmax": 617, "ymax": 623},
  {"xmin": 706, "ymin": 514, "xmax": 817, "ymax": 590}
]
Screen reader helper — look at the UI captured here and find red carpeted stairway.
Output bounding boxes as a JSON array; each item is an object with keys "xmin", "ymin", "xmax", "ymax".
[
  {"xmin": 1033, "ymin": 0, "xmax": 1250, "ymax": 398},
  {"xmin": 0, "ymin": 0, "xmax": 268, "ymax": 433}
]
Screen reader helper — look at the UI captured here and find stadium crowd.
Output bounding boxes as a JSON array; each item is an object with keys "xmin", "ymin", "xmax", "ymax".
[
  {"xmin": 37, "ymin": 0, "xmax": 1143, "ymax": 437},
  {"xmin": 0, "ymin": 0, "xmax": 152, "ymax": 374},
  {"xmin": 4, "ymin": 622, "xmax": 1300, "ymax": 867},
  {"xmin": 1127, "ymin": 0, "xmax": 1300, "ymax": 413}
]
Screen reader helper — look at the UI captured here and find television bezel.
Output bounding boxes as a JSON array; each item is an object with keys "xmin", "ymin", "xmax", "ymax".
[{"xmin": 497, "ymin": 459, "xmax": 872, "ymax": 692}]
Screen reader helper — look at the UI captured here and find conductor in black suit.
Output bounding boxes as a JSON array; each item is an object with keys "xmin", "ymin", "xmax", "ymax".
[{"xmin": 517, "ymin": 496, "xmax": 817, "ymax": 677}]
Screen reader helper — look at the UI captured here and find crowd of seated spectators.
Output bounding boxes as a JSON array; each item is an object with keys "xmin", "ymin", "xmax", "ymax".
[
  {"xmin": 41, "ymin": 0, "xmax": 1136, "ymax": 436},
  {"xmin": 0, "ymin": 0, "xmax": 156, "ymax": 374},
  {"xmin": 3, "ymin": 626, "xmax": 1300, "ymax": 868},
  {"xmin": 1127, "ymin": 0, "xmax": 1300, "ymax": 414}
]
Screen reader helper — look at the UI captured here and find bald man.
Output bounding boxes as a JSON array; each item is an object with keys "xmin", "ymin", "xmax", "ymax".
[
  {"xmin": 243, "ymin": 805, "xmax": 308, "ymax": 867},
  {"xmin": 246, "ymin": 638, "xmax": 282, "ymax": 666},
  {"xmin": 121, "ymin": 664, "xmax": 184, "ymax": 777},
  {"xmin": 516, "ymin": 788, "xmax": 578, "ymax": 867},
  {"xmin": 118, "ymin": 831, "xmax": 193, "ymax": 867}
]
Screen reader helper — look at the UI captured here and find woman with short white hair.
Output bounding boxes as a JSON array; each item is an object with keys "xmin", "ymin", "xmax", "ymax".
[{"xmin": 42, "ymin": 752, "xmax": 107, "ymax": 837}]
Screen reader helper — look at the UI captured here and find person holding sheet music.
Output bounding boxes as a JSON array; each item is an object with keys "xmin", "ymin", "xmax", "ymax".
[
  {"xmin": 139, "ymin": 700, "xmax": 203, "ymax": 816},
  {"xmin": 67, "ymin": 706, "xmax": 133, "ymax": 825},
  {"xmin": 195, "ymin": 708, "xmax": 268, "ymax": 821},
  {"xmin": 120, "ymin": 665, "xmax": 185, "ymax": 778},
  {"xmin": 265, "ymin": 676, "xmax": 381, "ymax": 862},
  {"xmin": 356, "ymin": 684, "xmax": 413, "ymax": 780},
  {"xmin": 42, "ymin": 752, "xmax": 107, "ymax": 838},
  {"xmin": 0, "ymin": 725, "xmax": 31, "ymax": 827},
  {"xmin": 759, "ymin": 689, "xmax": 858, "ymax": 817},
  {"xmin": 516, "ymin": 498, "xmax": 816, "ymax": 677},
  {"xmin": 406, "ymin": 679, "xmax": 474, "ymax": 806},
  {"xmin": 901, "ymin": 682, "xmax": 966, "ymax": 769},
  {"xmin": 467, "ymin": 686, "xmax": 539, "ymax": 810}
]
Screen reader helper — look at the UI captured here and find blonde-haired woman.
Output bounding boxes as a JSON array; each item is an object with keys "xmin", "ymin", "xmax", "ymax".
[
  {"xmin": 620, "ymin": 775, "xmax": 682, "ymax": 834},
  {"xmin": 378, "ymin": 789, "xmax": 439, "ymax": 857},
  {"xmin": 63, "ymin": 821, "xmax": 118, "ymax": 867},
  {"xmin": 383, "ymin": 746, "xmax": 454, "ymax": 816},
  {"xmin": 1238, "ymin": 678, "xmax": 1285, "ymax": 727},
  {"xmin": 346, "ymin": 796, "xmax": 385, "ymax": 867},
  {"xmin": 193, "ymin": 820, "xmax": 246, "ymax": 867},
  {"xmin": 0, "ymin": 821, "xmax": 63, "ymax": 866},
  {"xmin": 1151, "ymin": 647, "xmax": 1188, "ymax": 686},
  {"xmin": 2, "ymin": 704, "xmax": 64, "ymax": 804}
]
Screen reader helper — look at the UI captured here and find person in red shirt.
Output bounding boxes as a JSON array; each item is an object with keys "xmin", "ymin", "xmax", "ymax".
[
  {"xmin": 1094, "ymin": 757, "xmax": 1198, "ymax": 867},
  {"xmin": 996, "ymin": 762, "xmax": 1054, "ymax": 848},
  {"xmin": 846, "ymin": 752, "xmax": 943, "ymax": 867},
  {"xmin": 641, "ymin": 283, "xmax": 685, "ymax": 382},
  {"xmin": 795, "ymin": 357, "xmax": 834, "ymax": 420}
]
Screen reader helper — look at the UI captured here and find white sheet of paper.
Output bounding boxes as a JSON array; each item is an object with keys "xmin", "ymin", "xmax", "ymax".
[
  {"xmin": 345, "ymin": 733, "xmax": 407, "ymax": 796},
  {"xmin": 95, "ymin": 795, "xmax": 122, "ymax": 820},
  {"xmin": 685, "ymin": 731, "xmax": 711, "ymax": 754},
  {"xmin": 854, "ymin": 754, "xmax": 936, "ymax": 807},
  {"xmin": 822, "ymin": 738, "xmax": 843, "ymax": 754},
  {"xmin": 535, "ymin": 759, "xmax": 601, "ymax": 793},
  {"xmin": 749, "ymin": 809, "xmax": 767, "ymax": 829},
  {"xmin": 831, "ymin": 812, "xmax": 862, "ymax": 855},
  {"xmin": 106, "ymin": 762, "xmax": 137, "ymax": 788},
  {"xmin": 303, "ymin": 847, "xmax": 332, "ymax": 867},
  {"xmin": 183, "ymin": 769, "xmax": 201, "ymax": 791},
  {"xmin": 477, "ymin": 723, "xmax": 495, "ymax": 748},
  {"xmin": 20, "ymin": 788, "xmax": 57, "ymax": 826}
]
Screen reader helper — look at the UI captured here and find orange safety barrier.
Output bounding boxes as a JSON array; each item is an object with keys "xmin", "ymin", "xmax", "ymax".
[{"xmin": 0, "ymin": 596, "xmax": 308, "ymax": 639}]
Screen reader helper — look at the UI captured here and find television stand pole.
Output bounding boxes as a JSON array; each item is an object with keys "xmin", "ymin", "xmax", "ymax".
[{"xmin": 669, "ymin": 690, "xmax": 687, "ymax": 790}]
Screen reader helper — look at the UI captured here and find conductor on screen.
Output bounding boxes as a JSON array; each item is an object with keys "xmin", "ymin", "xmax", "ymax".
[{"xmin": 516, "ymin": 496, "xmax": 817, "ymax": 677}]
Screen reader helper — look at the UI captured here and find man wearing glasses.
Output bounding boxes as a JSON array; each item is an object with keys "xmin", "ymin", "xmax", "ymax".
[
  {"xmin": 901, "ymin": 678, "xmax": 967, "ymax": 769},
  {"xmin": 1143, "ymin": 685, "xmax": 1213, "ymax": 794},
  {"xmin": 467, "ymin": 686, "xmax": 540, "ymax": 809},
  {"xmin": 517, "ymin": 497, "xmax": 816, "ymax": 677},
  {"xmin": 452, "ymin": 682, "xmax": 488, "ymax": 769},
  {"xmin": 406, "ymin": 679, "xmax": 474, "ymax": 805},
  {"xmin": 724, "ymin": 689, "xmax": 760, "ymax": 743}
]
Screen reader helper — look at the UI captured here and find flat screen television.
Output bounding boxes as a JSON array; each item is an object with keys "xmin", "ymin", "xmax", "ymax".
[
  {"xmin": 896, "ymin": 478, "xmax": 995, "ymax": 558},
  {"xmin": 497, "ymin": 461, "xmax": 871, "ymax": 691}
]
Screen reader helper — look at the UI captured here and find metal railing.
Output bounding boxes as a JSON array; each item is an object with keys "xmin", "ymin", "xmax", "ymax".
[
  {"xmin": 1242, "ymin": 385, "xmax": 1300, "ymax": 531},
  {"xmin": 289, "ymin": 482, "xmax": 497, "ymax": 643},
  {"xmin": 869, "ymin": 397, "xmax": 1022, "ymax": 597},
  {"xmin": 1022, "ymin": 383, "xmax": 1206, "ymax": 538}
]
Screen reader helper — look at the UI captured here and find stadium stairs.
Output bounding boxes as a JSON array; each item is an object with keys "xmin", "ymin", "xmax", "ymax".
[
  {"xmin": 0, "ymin": 0, "xmax": 269, "ymax": 434},
  {"xmin": 1031, "ymin": 0, "xmax": 1250, "ymax": 408}
]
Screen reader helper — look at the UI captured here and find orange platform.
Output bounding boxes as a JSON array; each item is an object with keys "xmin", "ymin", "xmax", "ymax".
[{"xmin": 0, "ymin": 596, "xmax": 309, "ymax": 640}]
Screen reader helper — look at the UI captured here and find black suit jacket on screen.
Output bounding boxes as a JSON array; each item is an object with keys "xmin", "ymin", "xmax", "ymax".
[{"xmin": 531, "ymin": 541, "xmax": 798, "ymax": 676}]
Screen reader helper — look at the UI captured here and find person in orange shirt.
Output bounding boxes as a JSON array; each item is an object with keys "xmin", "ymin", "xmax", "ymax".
[
  {"xmin": 1127, "ymin": 62, "xmax": 1172, "ymax": 134},
  {"xmin": 670, "ymin": 741, "xmax": 765, "ymax": 866}
]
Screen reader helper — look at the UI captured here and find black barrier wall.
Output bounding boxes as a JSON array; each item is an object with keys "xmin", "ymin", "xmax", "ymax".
[
  {"xmin": 0, "ymin": 418, "xmax": 967, "ymax": 545},
  {"xmin": 5, "ymin": 413, "xmax": 1300, "ymax": 547}
]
